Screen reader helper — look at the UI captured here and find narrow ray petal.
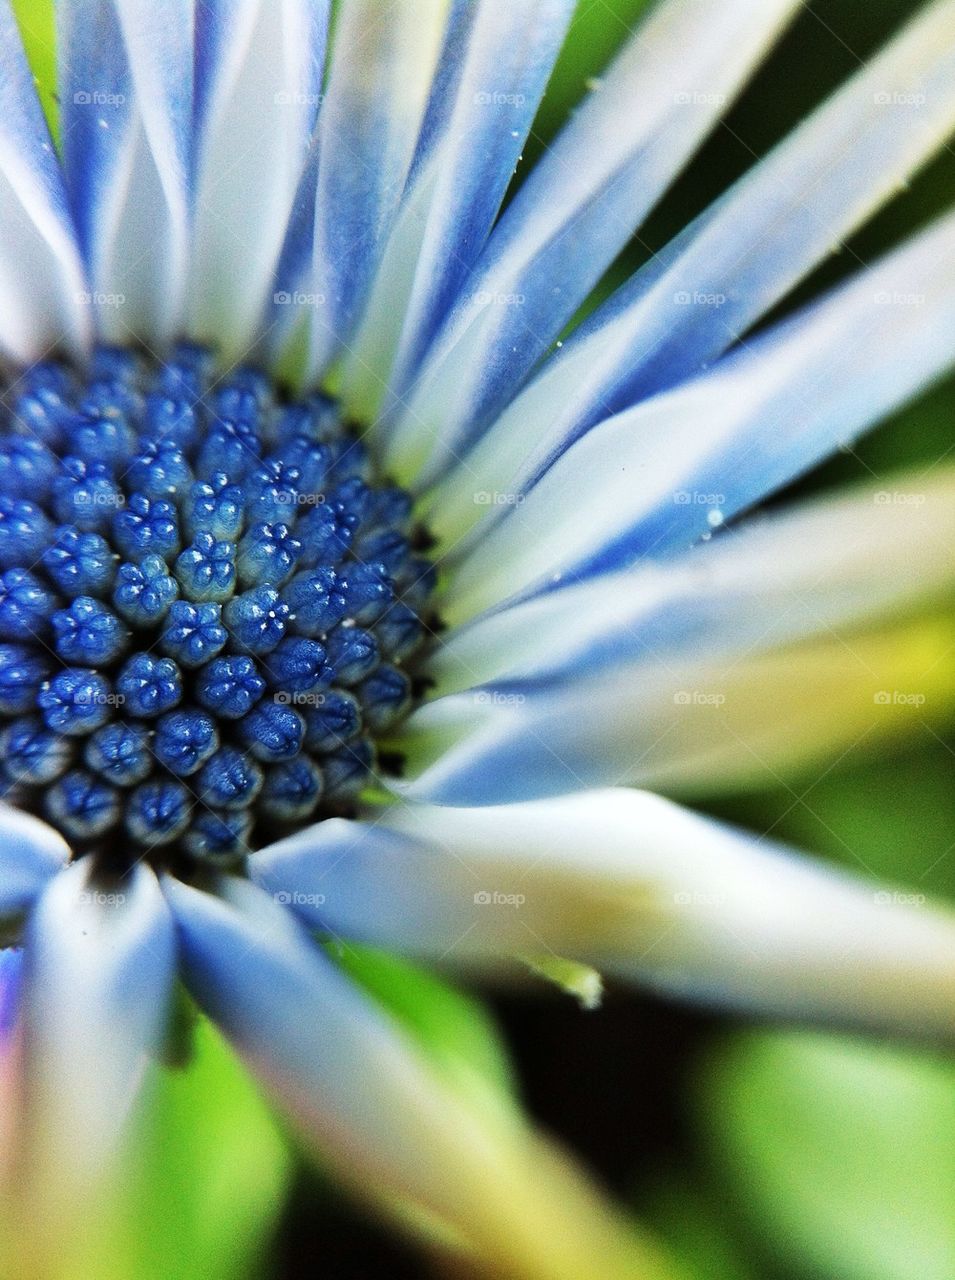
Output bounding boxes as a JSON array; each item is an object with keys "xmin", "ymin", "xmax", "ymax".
[
  {"xmin": 291, "ymin": 0, "xmax": 452, "ymax": 385},
  {"xmin": 399, "ymin": 615, "xmax": 955, "ymax": 804},
  {"xmin": 165, "ymin": 875, "xmax": 668, "ymax": 1280},
  {"xmin": 21, "ymin": 859, "xmax": 175, "ymax": 1206},
  {"xmin": 58, "ymin": 0, "xmax": 193, "ymax": 341},
  {"xmin": 431, "ymin": 0, "xmax": 955, "ymax": 544},
  {"xmin": 0, "ymin": 808, "xmax": 67, "ymax": 921},
  {"xmin": 429, "ymin": 470, "xmax": 955, "ymax": 694},
  {"xmin": 337, "ymin": 0, "xmax": 575, "ymax": 421},
  {"xmin": 384, "ymin": 0, "xmax": 800, "ymax": 484},
  {"xmin": 0, "ymin": 0, "xmax": 89, "ymax": 362},
  {"xmin": 254, "ymin": 791, "xmax": 955, "ymax": 1040},
  {"xmin": 188, "ymin": 0, "xmax": 328, "ymax": 360},
  {"xmin": 444, "ymin": 210, "xmax": 955, "ymax": 621}
]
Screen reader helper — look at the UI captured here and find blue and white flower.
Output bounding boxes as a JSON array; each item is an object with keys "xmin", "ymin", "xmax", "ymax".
[{"xmin": 2, "ymin": 0, "xmax": 955, "ymax": 1273}]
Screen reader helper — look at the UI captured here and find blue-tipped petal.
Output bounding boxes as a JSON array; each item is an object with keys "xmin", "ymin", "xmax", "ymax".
[
  {"xmin": 251, "ymin": 791, "xmax": 955, "ymax": 1040},
  {"xmin": 338, "ymin": 0, "xmax": 575, "ymax": 419},
  {"xmin": 386, "ymin": 0, "xmax": 800, "ymax": 484},
  {"xmin": 431, "ymin": 0, "xmax": 955, "ymax": 547},
  {"xmin": 23, "ymin": 860, "xmax": 175, "ymax": 1202},
  {"xmin": 58, "ymin": 0, "xmax": 193, "ymax": 340},
  {"xmin": 286, "ymin": 0, "xmax": 451, "ymax": 383},
  {"xmin": 0, "ymin": 807, "xmax": 67, "ymax": 919},
  {"xmin": 431, "ymin": 472, "xmax": 955, "ymax": 696},
  {"xmin": 444, "ymin": 210, "xmax": 955, "ymax": 621},
  {"xmin": 0, "ymin": 0, "xmax": 90, "ymax": 362},
  {"xmin": 189, "ymin": 0, "xmax": 328, "ymax": 358}
]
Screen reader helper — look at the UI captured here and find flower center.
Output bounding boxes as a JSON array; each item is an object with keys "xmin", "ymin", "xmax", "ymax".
[{"xmin": 0, "ymin": 344, "xmax": 435, "ymax": 869}]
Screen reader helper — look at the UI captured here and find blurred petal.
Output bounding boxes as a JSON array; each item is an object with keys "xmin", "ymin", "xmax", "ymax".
[
  {"xmin": 21, "ymin": 860, "xmax": 175, "ymax": 1207},
  {"xmin": 399, "ymin": 615, "xmax": 955, "ymax": 802},
  {"xmin": 429, "ymin": 470, "xmax": 955, "ymax": 694},
  {"xmin": 288, "ymin": 0, "xmax": 452, "ymax": 384},
  {"xmin": 256, "ymin": 791, "xmax": 955, "ymax": 1039},
  {"xmin": 385, "ymin": 0, "xmax": 799, "ymax": 485},
  {"xmin": 0, "ymin": 949, "xmax": 23, "ymax": 1190},
  {"xmin": 188, "ymin": 0, "xmax": 329, "ymax": 360},
  {"xmin": 0, "ymin": 807, "xmax": 68, "ymax": 920},
  {"xmin": 0, "ymin": 0, "xmax": 89, "ymax": 362},
  {"xmin": 58, "ymin": 0, "xmax": 193, "ymax": 341},
  {"xmin": 431, "ymin": 0, "xmax": 955, "ymax": 544},
  {"xmin": 166, "ymin": 875, "xmax": 670, "ymax": 1280},
  {"xmin": 444, "ymin": 209, "xmax": 955, "ymax": 620},
  {"xmin": 337, "ymin": 0, "xmax": 575, "ymax": 421}
]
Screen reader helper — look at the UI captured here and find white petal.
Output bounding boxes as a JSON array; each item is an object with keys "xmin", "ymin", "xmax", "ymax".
[
  {"xmin": 429, "ymin": 470, "xmax": 955, "ymax": 694},
  {"xmin": 384, "ymin": 0, "xmax": 800, "ymax": 485},
  {"xmin": 444, "ymin": 209, "xmax": 955, "ymax": 622},
  {"xmin": 336, "ymin": 0, "xmax": 575, "ymax": 422},
  {"xmin": 0, "ymin": 807, "xmax": 68, "ymax": 920},
  {"xmin": 188, "ymin": 0, "xmax": 328, "ymax": 360},
  {"xmin": 0, "ymin": 0, "xmax": 90, "ymax": 362},
  {"xmin": 166, "ymin": 874, "xmax": 665, "ymax": 1280},
  {"xmin": 431, "ymin": 0, "xmax": 955, "ymax": 545},
  {"xmin": 255, "ymin": 791, "xmax": 955, "ymax": 1039},
  {"xmin": 58, "ymin": 0, "xmax": 193, "ymax": 342},
  {"xmin": 22, "ymin": 860, "xmax": 175, "ymax": 1202},
  {"xmin": 289, "ymin": 0, "xmax": 452, "ymax": 384},
  {"xmin": 400, "ymin": 615, "xmax": 955, "ymax": 803}
]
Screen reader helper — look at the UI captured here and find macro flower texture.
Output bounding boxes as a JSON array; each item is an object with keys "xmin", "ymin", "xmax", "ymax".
[{"xmin": 1, "ymin": 0, "xmax": 955, "ymax": 1276}]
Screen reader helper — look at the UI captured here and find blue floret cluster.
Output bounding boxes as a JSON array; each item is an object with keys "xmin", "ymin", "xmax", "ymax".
[{"xmin": 0, "ymin": 345, "xmax": 434, "ymax": 865}]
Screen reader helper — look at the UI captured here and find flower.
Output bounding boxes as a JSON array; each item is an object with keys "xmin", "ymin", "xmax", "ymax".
[{"xmin": 2, "ymin": 0, "xmax": 955, "ymax": 1276}]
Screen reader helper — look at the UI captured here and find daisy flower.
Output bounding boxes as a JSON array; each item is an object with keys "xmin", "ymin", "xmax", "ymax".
[{"xmin": 2, "ymin": 0, "xmax": 955, "ymax": 1275}]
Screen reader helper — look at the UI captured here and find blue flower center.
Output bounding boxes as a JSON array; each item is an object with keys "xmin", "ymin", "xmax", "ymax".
[{"xmin": 0, "ymin": 344, "xmax": 434, "ymax": 867}]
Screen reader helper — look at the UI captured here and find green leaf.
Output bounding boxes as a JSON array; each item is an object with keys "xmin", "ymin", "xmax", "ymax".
[
  {"xmin": 12, "ymin": 0, "xmax": 58, "ymax": 140},
  {"xmin": 330, "ymin": 942, "xmax": 516, "ymax": 1109},
  {"xmin": 50, "ymin": 1008, "xmax": 292, "ymax": 1280},
  {"xmin": 697, "ymin": 1031, "xmax": 955, "ymax": 1280},
  {"xmin": 641, "ymin": 1177, "xmax": 759, "ymax": 1280}
]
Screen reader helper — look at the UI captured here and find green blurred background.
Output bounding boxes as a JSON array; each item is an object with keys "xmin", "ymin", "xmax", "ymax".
[{"xmin": 11, "ymin": 0, "xmax": 955, "ymax": 1275}]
